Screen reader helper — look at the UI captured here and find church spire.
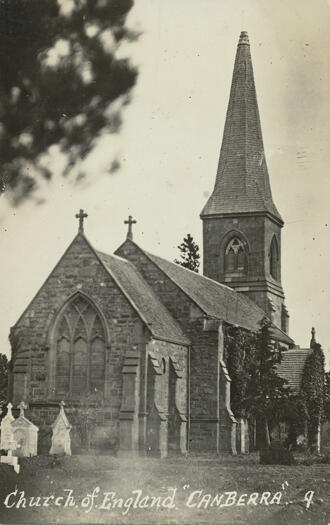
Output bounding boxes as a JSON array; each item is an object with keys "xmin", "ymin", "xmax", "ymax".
[{"xmin": 201, "ymin": 31, "xmax": 282, "ymax": 224}]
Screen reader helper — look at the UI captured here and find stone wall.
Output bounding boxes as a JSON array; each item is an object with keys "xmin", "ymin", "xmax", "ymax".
[
  {"xmin": 10, "ymin": 234, "xmax": 148, "ymax": 451},
  {"xmin": 202, "ymin": 215, "xmax": 286, "ymax": 328},
  {"xmin": 144, "ymin": 340, "xmax": 188, "ymax": 457},
  {"xmin": 116, "ymin": 241, "xmax": 223, "ymax": 452}
]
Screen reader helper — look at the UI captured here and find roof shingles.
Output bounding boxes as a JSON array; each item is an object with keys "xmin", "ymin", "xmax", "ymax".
[
  {"xmin": 96, "ymin": 250, "xmax": 189, "ymax": 346},
  {"xmin": 141, "ymin": 247, "xmax": 292, "ymax": 344},
  {"xmin": 276, "ymin": 349, "xmax": 311, "ymax": 392},
  {"xmin": 201, "ymin": 31, "xmax": 282, "ymax": 223}
]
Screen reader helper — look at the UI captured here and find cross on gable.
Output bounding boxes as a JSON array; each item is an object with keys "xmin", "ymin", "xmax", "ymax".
[
  {"xmin": 124, "ymin": 215, "xmax": 137, "ymax": 241},
  {"xmin": 60, "ymin": 400, "xmax": 66, "ymax": 409},
  {"xmin": 75, "ymin": 209, "xmax": 88, "ymax": 233},
  {"xmin": 18, "ymin": 401, "xmax": 27, "ymax": 417},
  {"xmin": 6, "ymin": 402, "xmax": 13, "ymax": 419}
]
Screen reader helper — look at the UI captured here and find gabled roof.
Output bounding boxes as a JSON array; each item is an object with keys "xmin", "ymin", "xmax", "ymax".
[
  {"xmin": 124, "ymin": 240, "xmax": 293, "ymax": 345},
  {"xmin": 13, "ymin": 233, "xmax": 189, "ymax": 347},
  {"xmin": 94, "ymin": 248, "xmax": 190, "ymax": 346},
  {"xmin": 12, "ymin": 415, "xmax": 38, "ymax": 430},
  {"xmin": 201, "ymin": 31, "xmax": 282, "ymax": 224},
  {"xmin": 52, "ymin": 405, "xmax": 72, "ymax": 430},
  {"xmin": 276, "ymin": 349, "xmax": 311, "ymax": 392}
]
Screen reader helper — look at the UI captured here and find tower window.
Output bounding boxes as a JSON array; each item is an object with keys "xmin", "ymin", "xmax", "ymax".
[
  {"xmin": 270, "ymin": 236, "xmax": 279, "ymax": 280},
  {"xmin": 224, "ymin": 237, "xmax": 247, "ymax": 274},
  {"xmin": 54, "ymin": 294, "xmax": 106, "ymax": 398}
]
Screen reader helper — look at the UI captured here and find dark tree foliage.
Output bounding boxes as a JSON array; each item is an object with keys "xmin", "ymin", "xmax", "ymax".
[
  {"xmin": 300, "ymin": 341, "xmax": 325, "ymax": 448},
  {"xmin": 174, "ymin": 233, "xmax": 200, "ymax": 273},
  {"xmin": 0, "ymin": 353, "xmax": 8, "ymax": 406},
  {"xmin": 281, "ymin": 394, "xmax": 308, "ymax": 448},
  {"xmin": 224, "ymin": 325, "xmax": 255, "ymax": 418},
  {"xmin": 225, "ymin": 318, "xmax": 291, "ymax": 448},
  {"xmin": 325, "ymin": 370, "xmax": 330, "ymax": 420},
  {"xmin": 243, "ymin": 319, "xmax": 291, "ymax": 447},
  {"xmin": 0, "ymin": 0, "xmax": 138, "ymax": 204}
]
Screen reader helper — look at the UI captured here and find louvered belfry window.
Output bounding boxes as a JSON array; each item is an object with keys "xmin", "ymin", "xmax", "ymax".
[
  {"xmin": 224, "ymin": 237, "xmax": 247, "ymax": 274},
  {"xmin": 55, "ymin": 294, "xmax": 106, "ymax": 397},
  {"xmin": 270, "ymin": 236, "xmax": 279, "ymax": 280}
]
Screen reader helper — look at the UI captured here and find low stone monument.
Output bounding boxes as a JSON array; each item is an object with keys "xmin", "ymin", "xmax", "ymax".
[
  {"xmin": 0, "ymin": 403, "xmax": 20, "ymax": 473},
  {"xmin": 0, "ymin": 402, "xmax": 15, "ymax": 450},
  {"xmin": 0, "ymin": 438, "xmax": 20, "ymax": 474},
  {"xmin": 50, "ymin": 401, "xmax": 72, "ymax": 456},
  {"xmin": 11, "ymin": 401, "xmax": 38, "ymax": 457}
]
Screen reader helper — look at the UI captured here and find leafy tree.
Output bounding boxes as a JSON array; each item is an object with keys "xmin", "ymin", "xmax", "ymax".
[
  {"xmin": 325, "ymin": 370, "xmax": 330, "ymax": 420},
  {"xmin": 241, "ymin": 318, "xmax": 290, "ymax": 448},
  {"xmin": 174, "ymin": 233, "xmax": 200, "ymax": 273},
  {"xmin": 300, "ymin": 341, "xmax": 325, "ymax": 449},
  {"xmin": 0, "ymin": 0, "xmax": 138, "ymax": 205},
  {"xmin": 0, "ymin": 353, "xmax": 8, "ymax": 406},
  {"xmin": 224, "ymin": 325, "xmax": 255, "ymax": 418}
]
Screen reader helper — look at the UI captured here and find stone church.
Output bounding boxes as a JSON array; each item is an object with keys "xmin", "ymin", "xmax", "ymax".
[{"xmin": 9, "ymin": 32, "xmax": 294, "ymax": 456}]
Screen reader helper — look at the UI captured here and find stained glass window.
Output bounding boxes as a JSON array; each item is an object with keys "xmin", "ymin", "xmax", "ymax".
[{"xmin": 54, "ymin": 294, "xmax": 106, "ymax": 397}]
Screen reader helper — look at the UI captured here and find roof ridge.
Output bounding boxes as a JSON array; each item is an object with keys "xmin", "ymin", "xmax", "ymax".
[
  {"xmin": 96, "ymin": 247, "xmax": 189, "ymax": 346},
  {"xmin": 96, "ymin": 248, "xmax": 132, "ymax": 264},
  {"xmin": 116, "ymin": 239, "xmax": 293, "ymax": 344},
  {"xmin": 13, "ymin": 232, "xmax": 84, "ymax": 328},
  {"xmin": 145, "ymin": 249, "xmax": 237, "ymax": 293},
  {"xmin": 283, "ymin": 348, "xmax": 312, "ymax": 353}
]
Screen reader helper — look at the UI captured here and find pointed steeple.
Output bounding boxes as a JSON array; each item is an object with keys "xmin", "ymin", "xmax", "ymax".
[{"xmin": 201, "ymin": 32, "xmax": 282, "ymax": 224}]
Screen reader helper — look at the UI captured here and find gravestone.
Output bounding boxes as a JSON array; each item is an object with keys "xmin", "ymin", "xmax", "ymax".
[
  {"xmin": 0, "ymin": 402, "xmax": 15, "ymax": 451},
  {"xmin": 0, "ymin": 404, "xmax": 20, "ymax": 473},
  {"xmin": 50, "ymin": 401, "xmax": 72, "ymax": 456},
  {"xmin": 11, "ymin": 401, "xmax": 38, "ymax": 457},
  {"xmin": 0, "ymin": 438, "xmax": 20, "ymax": 474}
]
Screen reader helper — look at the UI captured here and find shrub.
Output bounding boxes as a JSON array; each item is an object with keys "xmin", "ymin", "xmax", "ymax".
[{"xmin": 260, "ymin": 441, "xmax": 295, "ymax": 465}]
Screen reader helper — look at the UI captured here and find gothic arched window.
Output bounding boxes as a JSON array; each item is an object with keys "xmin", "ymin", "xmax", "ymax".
[
  {"xmin": 54, "ymin": 294, "xmax": 106, "ymax": 397},
  {"xmin": 224, "ymin": 237, "xmax": 247, "ymax": 274},
  {"xmin": 270, "ymin": 236, "xmax": 279, "ymax": 280}
]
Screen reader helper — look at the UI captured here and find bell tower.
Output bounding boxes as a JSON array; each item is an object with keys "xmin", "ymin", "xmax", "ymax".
[{"xmin": 201, "ymin": 32, "xmax": 289, "ymax": 332}]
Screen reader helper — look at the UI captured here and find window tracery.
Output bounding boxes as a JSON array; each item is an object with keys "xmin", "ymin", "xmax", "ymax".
[
  {"xmin": 54, "ymin": 294, "xmax": 106, "ymax": 397},
  {"xmin": 224, "ymin": 237, "xmax": 247, "ymax": 274}
]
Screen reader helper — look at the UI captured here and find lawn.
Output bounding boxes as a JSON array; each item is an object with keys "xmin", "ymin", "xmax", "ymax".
[{"xmin": 0, "ymin": 453, "xmax": 329, "ymax": 524}]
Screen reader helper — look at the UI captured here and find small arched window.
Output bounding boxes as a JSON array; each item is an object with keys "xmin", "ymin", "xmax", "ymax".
[
  {"xmin": 54, "ymin": 294, "xmax": 106, "ymax": 397},
  {"xmin": 270, "ymin": 236, "xmax": 279, "ymax": 280},
  {"xmin": 225, "ymin": 237, "xmax": 247, "ymax": 274}
]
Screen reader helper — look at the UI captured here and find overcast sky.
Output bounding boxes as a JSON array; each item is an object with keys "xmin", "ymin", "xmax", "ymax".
[{"xmin": 0, "ymin": 0, "xmax": 329, "ymax": 367}]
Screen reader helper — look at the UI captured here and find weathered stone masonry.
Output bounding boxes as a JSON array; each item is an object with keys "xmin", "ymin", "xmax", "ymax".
[
  {"xmin": 10, "ymin": 234, "xmax": 189, "ymax": 455},
  {"xmin": 115, "ymin": 240, "xmax": 235, "ymax": 453}
]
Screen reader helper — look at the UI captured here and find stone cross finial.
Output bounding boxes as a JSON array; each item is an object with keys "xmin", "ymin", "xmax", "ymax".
[
  {"xmin": 7, "ymin": 402, "xmax": 13, "ymax": 419},
  {"xmin": 60, "ymin": 400, "xmax": 66, "ymax": 409},
  {"xmin": 75, "ymin": 209, "xmax": 88, "ymax": 233},
  {"xmin": 124, "ymin": 215, "xmax": 137, "ymax": 241},
  {"xmin": 310, "ymin": 326, "xmax": 316, "ymax": 348},
  {"xmin": 18, "ymin": 401, "xmax": 27, "ymax": 417}
]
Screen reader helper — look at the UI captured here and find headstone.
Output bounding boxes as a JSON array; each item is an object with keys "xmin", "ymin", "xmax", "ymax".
[
  {"xmin": 0, "ymin": 402, "xmax": 15, "ymax": 451},
  {"xmin": 11, "ymin": 401, "xmax": 38, "ymax": 457},
  {"xmin": 50, "ymin": 401, "xmax": 72, "ymax": 456},
  {"xmin": 1, "ymin": 438, "xmax": 20, "ymax": 474}
]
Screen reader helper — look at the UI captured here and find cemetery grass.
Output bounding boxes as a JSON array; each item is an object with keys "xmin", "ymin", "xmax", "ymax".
[{"xmin": 0, "ymin": 453, "xmax": 329, "ymax": 525}]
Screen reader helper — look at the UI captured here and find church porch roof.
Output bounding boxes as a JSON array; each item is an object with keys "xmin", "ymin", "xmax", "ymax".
[{"xmin": 276, "ymin": 349, "xmax": 312, "ymax": 392}]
